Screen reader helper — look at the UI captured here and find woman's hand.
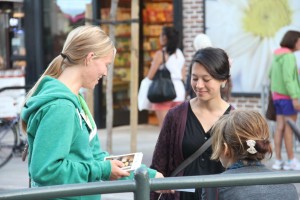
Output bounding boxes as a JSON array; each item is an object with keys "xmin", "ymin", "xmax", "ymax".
[
  {"xmin": 155, "ymin": 171, "xmax": 164, "ymax": 178},
  {"xmin": 154, "ymin": 172, "xmax": 175, "ymax": 194},
  {"xmin": 109, "ymin": 160, "xmax": 130, "ymax": 180}
]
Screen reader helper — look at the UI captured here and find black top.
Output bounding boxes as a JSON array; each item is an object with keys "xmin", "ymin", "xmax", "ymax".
[{"xmin": 180, "ymin": 103, "xmax": 230, "ymax": 200}]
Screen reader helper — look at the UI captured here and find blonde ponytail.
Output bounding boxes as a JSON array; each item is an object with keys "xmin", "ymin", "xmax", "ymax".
[{"xmin": 22, "ymin": 25, "xmax": 115, "ymax": 132}]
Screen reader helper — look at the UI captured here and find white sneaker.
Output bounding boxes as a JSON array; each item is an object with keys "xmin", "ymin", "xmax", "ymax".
[
  {"xmin": 272, "ymin": 160, "xmax": 284, "ymax": 170},
  {"xmin": 284, "ymin": 158, "xmax": 300, "ymax": 170}
]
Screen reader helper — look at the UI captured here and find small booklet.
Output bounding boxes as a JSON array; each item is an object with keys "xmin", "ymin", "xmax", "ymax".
[{"xmin": 104, "ymin": 152, "xmax": 143, "ymax": 171}]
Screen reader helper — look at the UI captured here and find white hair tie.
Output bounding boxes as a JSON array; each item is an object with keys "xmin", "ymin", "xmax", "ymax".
[{"xmin": 246, "ymin": 140, "xmax": 257, "ymax": 154}]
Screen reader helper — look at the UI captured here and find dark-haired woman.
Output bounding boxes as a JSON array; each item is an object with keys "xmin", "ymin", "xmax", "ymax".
[
  {"xmin": 150, "ymin": 47, "xmax": 232, "ymax": 200},
  {"xmin": 269, "ymin": 30, "xmax": 300, "ymax": 171},
  {"xmin": 147, "ymin": 26, "xmax": 186, "ymax": 128}
]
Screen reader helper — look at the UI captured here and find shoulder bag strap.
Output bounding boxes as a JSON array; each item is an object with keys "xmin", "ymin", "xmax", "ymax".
[
  {"xmin": 162, "ymin": 49, "xmax": 167, "ymax": 69},
  {"xmin": 170, "ymin": 137, "xmax": 212, "ymax": 177}
]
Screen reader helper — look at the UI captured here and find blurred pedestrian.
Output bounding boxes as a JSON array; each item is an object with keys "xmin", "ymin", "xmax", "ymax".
[
  {"xmin": 147, "ymin": 26, "xmax": 186, "ymax": 128},
  {"xmin": 269, "ymin": 30, "xmax": 300, "ymax": 170},
  {"xmin": 21, "ymin": 25, "xmax": 163, "ymax": 200},
  {"xmin": 151, "ymin": 47, "xmax": 232, "ymax": 200},
  {"xmin": 210, "ymin": 110, "xmax": 298, "ymax": 200}
]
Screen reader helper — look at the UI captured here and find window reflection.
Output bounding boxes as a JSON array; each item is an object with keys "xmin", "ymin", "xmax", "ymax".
[{"xmin": 42, "ymin": 0, "xmax": 92, "ymax": 67}]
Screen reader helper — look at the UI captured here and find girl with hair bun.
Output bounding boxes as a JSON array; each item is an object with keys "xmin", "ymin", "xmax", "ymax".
[{"xmin": 210, "ymin": 110, "xmax": 298, "ymax": 200}]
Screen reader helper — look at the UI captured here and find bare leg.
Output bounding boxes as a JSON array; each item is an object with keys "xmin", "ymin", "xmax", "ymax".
[
  {"xmin": 155, "ymin": 110, "xmax": 168, "ymax": 128},
  {"xmin": 274, "ymin": 115, "xmax": 285, "ymax": 160},
  {"xmin": 284, "ymin": 114, "xmax": 297, "ymax": 160}
]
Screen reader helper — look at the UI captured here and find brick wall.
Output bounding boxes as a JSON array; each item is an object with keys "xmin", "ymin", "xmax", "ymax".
[
  {"xmin": 181, "ymin": 0, "xmax": 264, "ymax": 112},
  {"xmin": 182, "ymin": 0, "xmax": 204, "ymax": 65},
  {"xmin": 230, "ymin": 96, "xmax": 264, "ymax": 113}
]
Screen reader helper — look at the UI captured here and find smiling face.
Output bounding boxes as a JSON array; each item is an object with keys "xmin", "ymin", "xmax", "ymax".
[
  {"xmin": 82, "ymin": 50, "xmax": 114, "ymax": 89},
  {"xmin": 191, "ymin": 62, "xmax": 224, "ymax": 101}
]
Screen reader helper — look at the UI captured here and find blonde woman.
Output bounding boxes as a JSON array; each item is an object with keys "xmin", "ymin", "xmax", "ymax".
[
  {"xmin": 210, "ymin": 110, "xmax": 298, "ymax": 200},
  {"xmin": 21, "ymin": 25, "xmax": 162, "ymax": 200}
]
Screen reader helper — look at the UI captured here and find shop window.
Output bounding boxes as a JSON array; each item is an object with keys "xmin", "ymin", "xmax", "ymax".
[
  {"xmin": 42, "ymin": 0, "xmax": 92, "ymax": 67},
  {"xmin": 0, "ymin": 1, "xmax": 25, "ymax": 101},
  {"xmin": 0, "ymin": 2, "xmax": 25, "ymax": 70},
  {"xmin": 99, "ymin": 0, "xmax": 132, "ymax": 126},
  {"xmin": 142, "ymin": 0, "xmax": 173, "ymax": 76}
]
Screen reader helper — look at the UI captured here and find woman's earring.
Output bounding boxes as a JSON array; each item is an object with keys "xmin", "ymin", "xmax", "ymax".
[{"xmin": 221, "ymin": 83, "xmax": 226, "ymax": 88}]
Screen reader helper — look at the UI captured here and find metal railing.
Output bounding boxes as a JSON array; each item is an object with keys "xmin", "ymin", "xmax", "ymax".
[{"xmin": 1, "ymin": 167, "xmax": 300, "ymax": 200}]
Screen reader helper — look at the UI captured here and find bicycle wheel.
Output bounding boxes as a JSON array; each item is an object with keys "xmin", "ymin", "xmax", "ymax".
[{"xmin": 0, "ymin": 120, "xmax": 17, "ymax": 168}]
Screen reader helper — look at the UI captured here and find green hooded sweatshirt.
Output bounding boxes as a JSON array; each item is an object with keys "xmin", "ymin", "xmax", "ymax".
[
  {"xmin": 269, "ymin": 48, "xmax": 300, "ymax": 99},
  {"xmin": 21, "ymin": 76, "xmax": 156, "ymax": 200}
]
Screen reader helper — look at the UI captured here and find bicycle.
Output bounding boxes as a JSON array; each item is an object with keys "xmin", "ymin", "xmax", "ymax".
[{"xmin": 0, "ymin": 86, "xmax": 30, "ymax": 168}]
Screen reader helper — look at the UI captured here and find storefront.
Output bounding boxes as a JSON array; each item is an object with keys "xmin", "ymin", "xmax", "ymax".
[
  {"xmin": 0, "ymin": 0, "xmax": 26, "ymax": 115},
  {"xmin": 22, "ymin": 0, "xmax": 183, "ymax": 128},
  {"xmin": 0, "ymin": 0, "xmax": 25, "ymax": 71}
]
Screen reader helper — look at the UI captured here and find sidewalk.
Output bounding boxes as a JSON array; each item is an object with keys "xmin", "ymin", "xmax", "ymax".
[{"xmin": 1, "ymin": 124, "xmax": 300, "ymax": 199}]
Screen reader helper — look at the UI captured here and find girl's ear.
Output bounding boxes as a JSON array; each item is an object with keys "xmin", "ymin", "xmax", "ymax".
[
  {"xmin": 222, "ymin": 142, "xmax": 234, "ymax": 168},
  {"xmin": 224, "ymin": 142, "xmax": 230, "ymax": 157},
  {"xmin": 85, "ymin": 52, "xmax": 94, "ymax": 66}
]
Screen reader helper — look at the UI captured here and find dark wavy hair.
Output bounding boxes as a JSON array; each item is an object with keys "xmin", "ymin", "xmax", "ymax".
[
  {"xmin": 191, "ymin": 47, "xmax": 231, "ymax": 81},
  {"xmin": 162, "ymin": 26, "xmax": 179, "ymax": 55}
]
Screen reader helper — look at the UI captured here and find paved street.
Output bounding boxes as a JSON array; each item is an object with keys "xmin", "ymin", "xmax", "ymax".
[{"xmin": 1, "ymin": 124, "xmax": 300, "ymax": 199}]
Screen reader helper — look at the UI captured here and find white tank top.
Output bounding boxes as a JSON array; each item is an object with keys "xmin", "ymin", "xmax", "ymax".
[{"xmin": 163, "ymin": 48, "xmax": 186, "ymax": 101}]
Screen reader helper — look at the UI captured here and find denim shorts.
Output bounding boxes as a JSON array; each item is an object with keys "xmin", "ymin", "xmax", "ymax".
[{"xmin": 273, "ymin": 99, "xmax": 297, "ymax": 116}]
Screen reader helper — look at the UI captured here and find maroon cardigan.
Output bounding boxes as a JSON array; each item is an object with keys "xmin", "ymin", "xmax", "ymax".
[
  {"xmin": 150, "ymin": 101, "xmax": 232, "ymax": 200},
  {"xmin": 150, "ymin": 101, "xmax": 189, "ymax": 200}
]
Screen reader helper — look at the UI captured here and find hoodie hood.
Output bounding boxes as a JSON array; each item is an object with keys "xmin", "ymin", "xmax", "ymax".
[
  {"xmin": 274, "ymin": 47, "xmax": 291, "ymax": 55},
  {"xmin": 21, "ymin": 76, "xmax": 80, "ymax": 124},
  {"xmin": 273, "ymin": 47, "xmax": 293, "ymax": 64}
]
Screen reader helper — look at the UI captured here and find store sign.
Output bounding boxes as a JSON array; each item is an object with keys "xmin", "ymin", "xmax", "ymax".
[{"xmin": 205, "ymin": 0, "xmax": 300, "ymax": 93}]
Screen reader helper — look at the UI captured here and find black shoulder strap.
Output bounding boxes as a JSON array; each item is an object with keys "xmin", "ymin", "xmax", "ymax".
[
  {"xmin": 170, "ymin": 137, "xmax": 212, "ymax": 177},
  {"xmin": 162, "ymin": 50, "xmax": 167, "ymax": 68}
]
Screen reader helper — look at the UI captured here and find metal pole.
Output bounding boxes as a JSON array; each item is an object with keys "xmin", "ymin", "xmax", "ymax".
[
  {"xmin": 134, "ymin": 167, "xmax": 150, "ymax": 200},
  {"xmin": 130, "ymin": 0, "xmax": 139, "ymax": 153}
]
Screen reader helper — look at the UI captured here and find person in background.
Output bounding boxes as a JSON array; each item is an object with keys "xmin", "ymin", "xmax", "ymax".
[
  {"xmin": 210, "ymin": 110, "xmax": 298, "ymax": 200},
  {"xmin": 193, "ymin": 33, "xmax": 213, "ymax": 51},
  {"xmin": 21, "ymin": 25, "xmax": 163, "ymax": 200},
  {"xmin": 186, "ymin": 33, "xmax": 232, "ymax": 101},
  {"xmin": 147, "ymin": 26, "xmax": 186, "ymax": 128},
  {"xmin": 269, "ymin": 30, "xmax": 300, "ymax": 171},
  {"xmin": 151, "ymin": 47, "xmax": 232, "ymax": 200}
]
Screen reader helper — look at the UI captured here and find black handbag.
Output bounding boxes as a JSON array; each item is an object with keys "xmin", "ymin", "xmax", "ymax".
[
  {"xmin": 265, "ymin": 90, "xmax": 276, "ymax": 121},
  {"xmin": 147, "ymin": 50, "xmax": 176, "ymax": 103}
]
